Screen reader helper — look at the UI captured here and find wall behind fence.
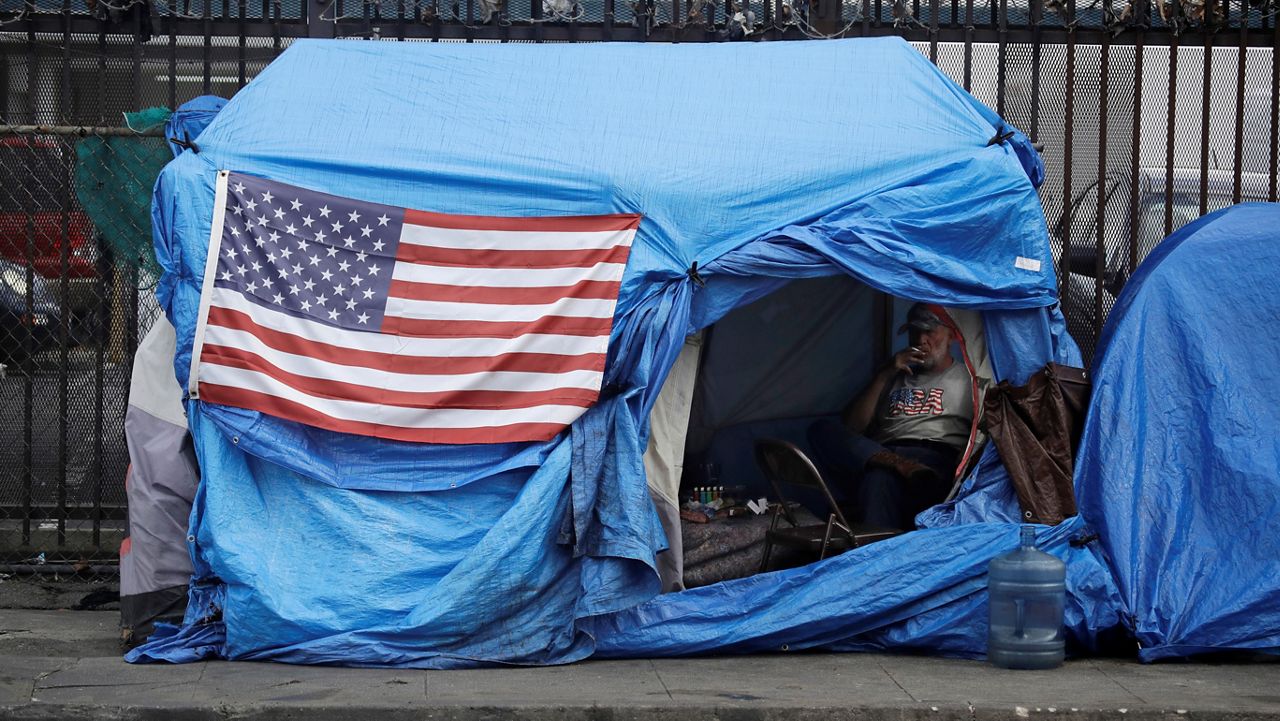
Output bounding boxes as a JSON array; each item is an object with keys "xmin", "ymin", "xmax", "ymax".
[{"xmin": 0, "ymin": 0, "xmax": 1277, "ymax": 564}]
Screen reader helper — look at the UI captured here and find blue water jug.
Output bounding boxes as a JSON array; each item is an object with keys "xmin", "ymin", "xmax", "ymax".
[{"xmin": 987, "ymin": 525, "xmax": 1066, "ymax": 669}]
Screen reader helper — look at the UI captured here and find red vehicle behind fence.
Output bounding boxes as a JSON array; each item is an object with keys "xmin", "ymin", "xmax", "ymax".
[{"xmin": 0, "ymin": 136, "xmax": 100, "ymax": 300}]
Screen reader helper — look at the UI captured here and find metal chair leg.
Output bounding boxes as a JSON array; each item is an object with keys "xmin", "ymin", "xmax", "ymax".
[{"xmin": 818, "ymin": 514, "xmax": 835, "ymax": 560}]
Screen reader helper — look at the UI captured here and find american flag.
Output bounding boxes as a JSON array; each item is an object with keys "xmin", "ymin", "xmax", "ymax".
[
  {"xmin": 887, "ymin": 388, "xmax": 946, "ymax": 417},
  {"xmin": 189, "ymin": 171, "xmax": 640, "ymax": 444}
]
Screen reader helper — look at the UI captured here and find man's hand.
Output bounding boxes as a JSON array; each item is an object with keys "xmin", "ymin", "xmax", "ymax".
[
  {"xmin": 843, "ymin": 348, "xmax": 916, "ymax": 433},
  {"xmin": 892, "ymin": 346, "xmax": 928, "ymax": 375}
]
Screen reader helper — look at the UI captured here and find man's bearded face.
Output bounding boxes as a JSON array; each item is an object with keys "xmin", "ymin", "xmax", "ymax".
[{"xmin": 908, "ymin": 325, "xmax": 954, "ymax": 371}]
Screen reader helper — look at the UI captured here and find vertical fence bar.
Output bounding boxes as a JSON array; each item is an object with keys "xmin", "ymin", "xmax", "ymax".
[
  {"xmin": 1029, "ymin": 0, "xmax": 1041, "ymax": 142},
  {"xmin": 863, "ymin": 0, "xmax": 871, "ymax": 34},
  {"xmin": 239, "ymin": 0, "xmax": 248, "ymax": 88},
  {"xmin": 1231, "ymin": 0, "xmax": 1246, "ymax": 203},
  {"xmin": 962, "ymin": 0, "xmax": 972, "ymax": 90},
  {"xmin": 97, "ymin": 31, "xmax": 107, "ymax": 126},
  {"xmin": 397, "ymin": 0, "xmax": 406, "ymax": 40},
  {"xmin": 205, "ymin": 0, "xmax": 214, "ymax": 95},
  {"xmin": 133, "ymin": 4, "xmax": 142, "ymax": 108},
  {"xmin": 996, "ymin": 0, "xmax": 1007, "ymax": 116},
  {"xmin": 169, "ymin": 0, "xmax": 179, "ymax": 109},
  {"xmin": 127, "ymin": 269, "xmax": 139, "ymax": 383},
  {"xmin": 57, "ymin": 0, "xmax": 72, "ymax": 550},
  {"xmin": 94, "ymin": 23, "xmax": 109, "ymax": 551},
  {"xmin": 929, "ymin": 0, "xmax": 939, "ymax": 63},
  {"xmin": 92, "ymin": 230, "xmax": 105, "ymax": 550},
  {"xmin": 1165, "ymin": 29, "xmax": 1178, "ymax": 236},
  {"xmin": 1272, "ymin": 6, "xmax": 1280, "ymax": 201},
  {"xmin": 92, "ymin": 283, "xmax": 104, "ymax": 549},
  {"xmin": 21, "ymin": 30, "xmax": 36, "ymax": 548},
  {"xmin": 1058, "ymin": 0, "xmax": 1075, "ymax": 311},
  {"xmin": 1128, "ymin": 0, "xmax": 1144, "ymax": 275},
  {"xmin": 0, "ymin": 36, "xmax": 8, "ymax": 118},
  {"xmin": 1199, "ymin": 3, "xmax": 1214, "ymax": 216},
  {"xmin": 1094, "ymin": 27, "xmax": 1109, "ymax": 336},
  {"xmin": 273, "ymin": 0, "xmax": 282, "ymax": 56}
]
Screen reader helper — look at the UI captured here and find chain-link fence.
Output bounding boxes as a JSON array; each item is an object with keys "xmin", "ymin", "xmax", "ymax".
[
  {"xmin": 1, "ymin": 0, "xmax": 1277, "ymax": 568},
  {"xmin": 0, "ymin": 124, "xmax": 166, "ymax": 566}
]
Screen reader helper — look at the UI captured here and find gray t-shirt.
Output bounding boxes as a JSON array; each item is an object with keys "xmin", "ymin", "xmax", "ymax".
[{"xmin": 871, "ymin": 361, "xmax": 976, "ymax": 450}]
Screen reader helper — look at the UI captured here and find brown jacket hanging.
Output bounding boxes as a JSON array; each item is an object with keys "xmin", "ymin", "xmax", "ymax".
[{"xmin": 980, "ymin": 363, "xmax": 1091, "ymax": 525}]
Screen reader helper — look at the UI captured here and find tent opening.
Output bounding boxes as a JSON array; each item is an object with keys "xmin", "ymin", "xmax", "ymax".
[{"xmin": 643, "ymin": 274, "xmax": 993, "ymax": 592}]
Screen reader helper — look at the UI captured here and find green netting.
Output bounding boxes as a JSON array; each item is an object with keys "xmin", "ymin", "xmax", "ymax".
[{"xmin": 74, "ymin": 107, "xmax": 172, "ymax": 282}]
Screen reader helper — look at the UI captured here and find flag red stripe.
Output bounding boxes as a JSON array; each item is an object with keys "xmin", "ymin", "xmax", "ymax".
[
  {"xmin": 404, "ymin": 209, "xmax": 641, "ymax": 233},
  {"xmin": 205, "ymin": 306, "xmax": 607, "ymax": 375},
  {"xmin": 387, "ymin": 279, "xmax": 622, "ymax": 305},
  {"xmin": 395, "ymin": 242, "xmax": 632, "ymax": 269},
  {"xmin": 382, "ymin": 314, "xmax": 613, "ymax": 339},
  {"xmin": 199, "ymin": 383, "xmax": 568, "ymax": 444},
  {"xmin": 200, "ymin": 345, "xmax": 600, "ymax": 409}
]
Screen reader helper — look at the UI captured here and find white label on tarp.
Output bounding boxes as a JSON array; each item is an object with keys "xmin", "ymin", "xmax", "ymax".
[{"xmin": 1015, "ymin": 256, "xmax": 1042, "ymax": 272}]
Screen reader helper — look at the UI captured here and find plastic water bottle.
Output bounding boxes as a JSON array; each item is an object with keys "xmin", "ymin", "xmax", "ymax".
[{"xmin": 987, "ymin": 525, "xmax": 1066, "ymax": 669}]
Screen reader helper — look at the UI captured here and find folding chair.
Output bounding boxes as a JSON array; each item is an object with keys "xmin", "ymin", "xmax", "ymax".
[{"xmin": 754, "ymin": 438, "xmax": 900, "ymax": 573}]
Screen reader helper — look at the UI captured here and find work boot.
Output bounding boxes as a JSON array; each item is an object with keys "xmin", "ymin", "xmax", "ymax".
[{"xmin": 865, "ymin": 450, "xmax": 938, "ymax": 484}]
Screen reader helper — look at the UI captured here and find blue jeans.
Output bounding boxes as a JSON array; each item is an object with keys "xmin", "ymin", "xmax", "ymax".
[{"xmin": 807, "ymin": 418, "xmax": 959, "ymax": 530}]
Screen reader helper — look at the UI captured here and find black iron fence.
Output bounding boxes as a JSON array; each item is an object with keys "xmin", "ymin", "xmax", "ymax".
[{"xmin": 0, "ymin": 0, "xmax": 1276, "ymax": 564}]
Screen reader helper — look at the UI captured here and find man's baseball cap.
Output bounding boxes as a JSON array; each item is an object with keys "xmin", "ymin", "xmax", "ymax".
[{"xmin": 897, "ymin": 302, "xmax": 944, "ymax": 334}]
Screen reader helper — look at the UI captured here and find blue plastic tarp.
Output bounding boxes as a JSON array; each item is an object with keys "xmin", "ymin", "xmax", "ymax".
[
  {"xmin": 1075, "ymin": 202, "xmax": 1280, "ymax": 661},
  {"xmin": 130, "ymin": 37, "xmax": 1124, "ymax": 668}
]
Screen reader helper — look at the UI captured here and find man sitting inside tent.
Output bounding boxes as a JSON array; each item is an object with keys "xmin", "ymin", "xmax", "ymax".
[{"xmin": 810, "ymin": 303, "xmax": 977, "ymax": 531}]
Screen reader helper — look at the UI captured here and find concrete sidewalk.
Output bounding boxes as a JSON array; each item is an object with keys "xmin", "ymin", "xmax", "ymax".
[{"xmin": 2, "ymin": 610, "xmax": 1278, "ymax": 721}]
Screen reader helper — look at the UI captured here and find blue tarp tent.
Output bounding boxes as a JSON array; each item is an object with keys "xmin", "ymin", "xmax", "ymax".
[
  {"xmin": 1075, "ymin": 202, "xmax": 1280, "ymax": 662},
  {"xmin": 130, "ymin": 37, "xmax": 1129, "ymax": 668}
]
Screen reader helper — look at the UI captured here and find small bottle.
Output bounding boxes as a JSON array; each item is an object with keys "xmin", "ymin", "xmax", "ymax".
[{"xmin": 987, "ymin": 525, "xmax": 1066, "ymax": 670}]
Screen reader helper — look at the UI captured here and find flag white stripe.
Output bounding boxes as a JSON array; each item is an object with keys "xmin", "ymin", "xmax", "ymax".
[
  {"xmin": 202, "ymin": 324, "xmax": 604, "ymax": 392},
  {"xmin": 399, "ymin": 224, "xmax": 635, "ymax": 252},
  {"xmin": 200, "ymin": 364, "xmax": 590, "ymax": 428},
  {"xmin": 390, "ymin": 260, "xmax": 626, "ymax": 288},
  {"xmin": 207, "ymin": 287, "xmax": 610, "ymax": 358},
  {"xmin": 384, "ymin": 296, "xmax": 617, "ymax": 323}
]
